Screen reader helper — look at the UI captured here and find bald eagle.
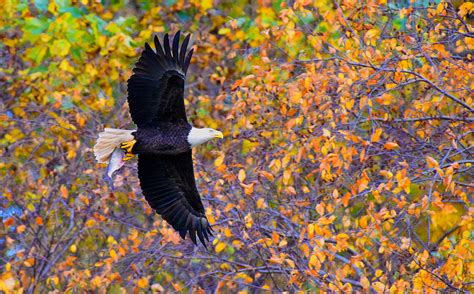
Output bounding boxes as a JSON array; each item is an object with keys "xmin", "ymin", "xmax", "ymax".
[{"xmin": 93, "ymin": 32, "xmax": 223, "ymax": 246}]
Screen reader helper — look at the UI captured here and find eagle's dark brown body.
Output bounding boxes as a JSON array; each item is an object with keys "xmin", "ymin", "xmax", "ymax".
[
  {"xmin": 121, "ymin": 31, "xmax": 214, "ymax": 246},
  {"xmin": 132, "ymin": 123, "xmax": 192, "ymax": 155}
]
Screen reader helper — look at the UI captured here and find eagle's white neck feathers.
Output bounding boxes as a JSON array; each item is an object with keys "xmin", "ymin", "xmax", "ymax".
[{"xmin": 187, "ymin": 127, "xmax": 223, "ymax": 147}]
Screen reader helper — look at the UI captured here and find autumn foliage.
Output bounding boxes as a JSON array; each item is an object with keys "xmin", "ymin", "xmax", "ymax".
[{"xmin": 1, "ymin": 0, "xmax": 473, "ymax": 292}]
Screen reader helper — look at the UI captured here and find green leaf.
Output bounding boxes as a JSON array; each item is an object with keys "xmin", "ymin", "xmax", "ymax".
[
  {"xmin": 24, "ymin": 18, "xmax": 49, "ymax": 35},
  {"xmin": 61, "ymin": 6, "xmax": 84, "ymax": 17},
  {"xmin": 55, "ymin": 0, "xmax": 72, "ymax": 12},
  {"xmin": 61, "ymin": 98, "xmax": 75, "ymax": 110},
  {"xmin": 26, "ymin": 46, "xmax": 48, "ymax": 64},
  {"xmin": 70, "ymin": 47, "xmax": 82, "ymax": 61},
  {"xmin": 34, "ymin": 0, "xmax": 48, "ymax": 11}
]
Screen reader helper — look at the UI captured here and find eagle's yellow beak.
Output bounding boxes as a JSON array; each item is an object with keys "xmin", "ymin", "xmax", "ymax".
[{"xmin": 214, "ymin": 131, "xmax": 224, "ymax": 139}]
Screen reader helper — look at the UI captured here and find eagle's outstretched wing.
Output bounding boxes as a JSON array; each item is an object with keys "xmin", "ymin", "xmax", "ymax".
[
  {"xmin": 138, "ymin": 152, "xmax": 212, "ymax": 245},
  {"xmin": 127, "ymin": 33, "xmax": 211, "ymax": 246},
  {"xmin": 127, "ymin": 31, "xmax": 193, "ymax": 127}
]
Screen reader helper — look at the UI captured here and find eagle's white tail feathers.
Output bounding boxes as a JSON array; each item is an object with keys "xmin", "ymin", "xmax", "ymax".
[{"xmin": 94, "ymin": 128, "xmax": 135, "ymax": 163}]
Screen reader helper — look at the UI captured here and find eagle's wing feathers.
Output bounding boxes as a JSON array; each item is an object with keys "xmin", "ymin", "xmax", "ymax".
[
  {"xmin": 127, "ymin": 31, "xmax": 192, "ymax": 127},
  {"xmin": 138, "ymin": 152, "xmax": 212, "ymax": 246},
  {"xmin": 129, "ymin": 33, "xmax": 211, "ymax": 246}
]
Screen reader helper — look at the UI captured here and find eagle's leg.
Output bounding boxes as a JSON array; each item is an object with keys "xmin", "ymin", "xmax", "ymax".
[{"xmin": 120, "ymin": 139, "xmax": 136, "ymax": 161}]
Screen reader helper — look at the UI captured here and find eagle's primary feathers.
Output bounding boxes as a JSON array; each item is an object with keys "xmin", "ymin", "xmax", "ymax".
[{"xmin": 93, "ymin": 32, "xmax": 223, "ymax": 246}]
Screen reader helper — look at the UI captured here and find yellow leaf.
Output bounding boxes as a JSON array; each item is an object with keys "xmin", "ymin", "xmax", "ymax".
[
  {"xmin": 290, "ymin": 90, "xmax": 302, "ymax": 104},
  {"xmin": 214, "ymin": 154, "xmax": 225, "ymax": 167},
  {"xmin": 50, "ymin": 39, "xmax": 71, "ymax": 57},
  {"xmin": 4, "ymin": 128, "xmax": 24, "ymax": 143},
  {"xmin": 200, "ymin": 0, "xmax": 213, "ymax": 10},
  {"xmin": 318, "ymin": 216, "xmax": 336, "ymax": 225},
  {"xmin": 218, "ymin": 28, "xmax": 231, "ymax": 35},
  {"xmin": 241, "ymin": 139, "xmax": 257, "ymax": 155},
  {"xmin": 26, "ymin": 203, "xmax": 35, "ymax": 212},
  {"xmin": 109, "ymin": 249, "xmax": 117, "ymax": 259},
  {"xmin": 365, "ymin": 28, "xmax": 379, "ymax": 39},
  {"xmin": 360, "ymin": 215, "xmax": 370, "ymax": 229},
  {"xmin": 244, "ymin": 213, "xmax": 253, "ymax": 228},
  {"xmin": 308, "ymin": 223, "xmax": 314, "ymax": 239},
  {"xmin": 48, "ymin": 1, "xmax": 57, "ymax": 14},
  {"xmin": 436, "ymin": 2, "xmax": 445, "ymax": 14},
  {"xmin": 107, "ymin": 235, "xmax": 117, "ymax": 245},
  {"xmin": 70, "ymin": 245, "xmax": 77, "ymax": 253},
  {"xmin": 308, "ymin": 254, "xmax": 321, "ymax": 270},
  {"xmin": 85, "ymin": 219, "xmax": 95, "ymax": 227},
  {"xmin": 238, "ymin": 169, "xmax": 246, "ymax": 183},
  {"xmin": 283, "ymin": 169, "xmax": 292, "ymax": 185},
  {"xmin": 215, "ymin": 242, "xmax": 226, "ymax": 253},
  {"xmin": 66, "ymin": 149, "xmax": 76, "ymax": 159},
  {"xmin": 398, "ymin": 59, "xmax": 412, "ymax": 70},
  {"xmin": 459, "ymin": 2, "xmax": 474, "ymax": 17},
  {"xmin": 59, "ymin": 60, "xmax": 75, "ymax": 73},
  {"xmin": 0, "ymin": 272, "xmax": 15, "ymax": 291}
]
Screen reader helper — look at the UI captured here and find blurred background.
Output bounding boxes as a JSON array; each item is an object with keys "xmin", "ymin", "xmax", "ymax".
[{"xmin": 1, "ymin": 0, "xmax": 472, "ymax": 292}]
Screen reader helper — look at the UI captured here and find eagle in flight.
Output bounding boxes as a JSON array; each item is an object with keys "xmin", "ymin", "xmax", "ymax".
[{"xmin": 93, "ymin": 32, "xmax": 223, "ymax": 246}]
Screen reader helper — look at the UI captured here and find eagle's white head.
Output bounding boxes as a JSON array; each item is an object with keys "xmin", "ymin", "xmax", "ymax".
[{"xmin": 187, "ymin": 127, "xmax": 224, "ymax": 147}]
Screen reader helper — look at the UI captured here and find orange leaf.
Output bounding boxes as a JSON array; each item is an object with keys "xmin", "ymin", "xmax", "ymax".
[
  {"xmin": 17, "ymin": 224, "xmax": 26, "ymax": 233},
  {"xmin": 137, "ymin": 278, "xmax": 149, "ymax": 289},
  {"xmin": 384, "ymin": 141, "xmax": 399, "ymax": 150},
  {"xmin": 315, "ymin": 203, "xmax": 325, "ymax": 216},
  {"xmin": 60, "ymin": 185, "xmax": 68, "ymax": 198},
  {"xmin": 371, "ymin": 128, "xmax": 383, "ymax": 143},
  {"xmin": 4, "ymin": 217, "xmax": 14, "ymax": 227},
  {"xmin": 24, "ymin": 257, "xmax": 35, "ymax": 267},
  {"xmin": 36, "ymin": 216, "xmax": 43, "ymax": 226},
  {"xmin": 341, "ymin": 192, "xmax": 351, "ymax": 207},
  {"xmin": 426, "ymin": 156, "xmax": 439, "ymax": 168},
  {"xmin": 259, "ymin": 170, "xmax": 275, "ymax": 181}
]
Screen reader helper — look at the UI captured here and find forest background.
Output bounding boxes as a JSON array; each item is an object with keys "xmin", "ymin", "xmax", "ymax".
[{"xmin": 1, "ymin": 0, "xmax": 473, "ymax": 292}]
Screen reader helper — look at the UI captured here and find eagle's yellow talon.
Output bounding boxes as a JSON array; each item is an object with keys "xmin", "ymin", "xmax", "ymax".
[
  {"xmin": 120, "ymin": 139, "xmax": 136, "ymax": 161},
  {"xmin": 123, "ymin": 153, "xmax": 135, "ymax": 161},
  {"xmin": 120, "ymin": 139, "xmax": 136, "ymax": 153}
]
